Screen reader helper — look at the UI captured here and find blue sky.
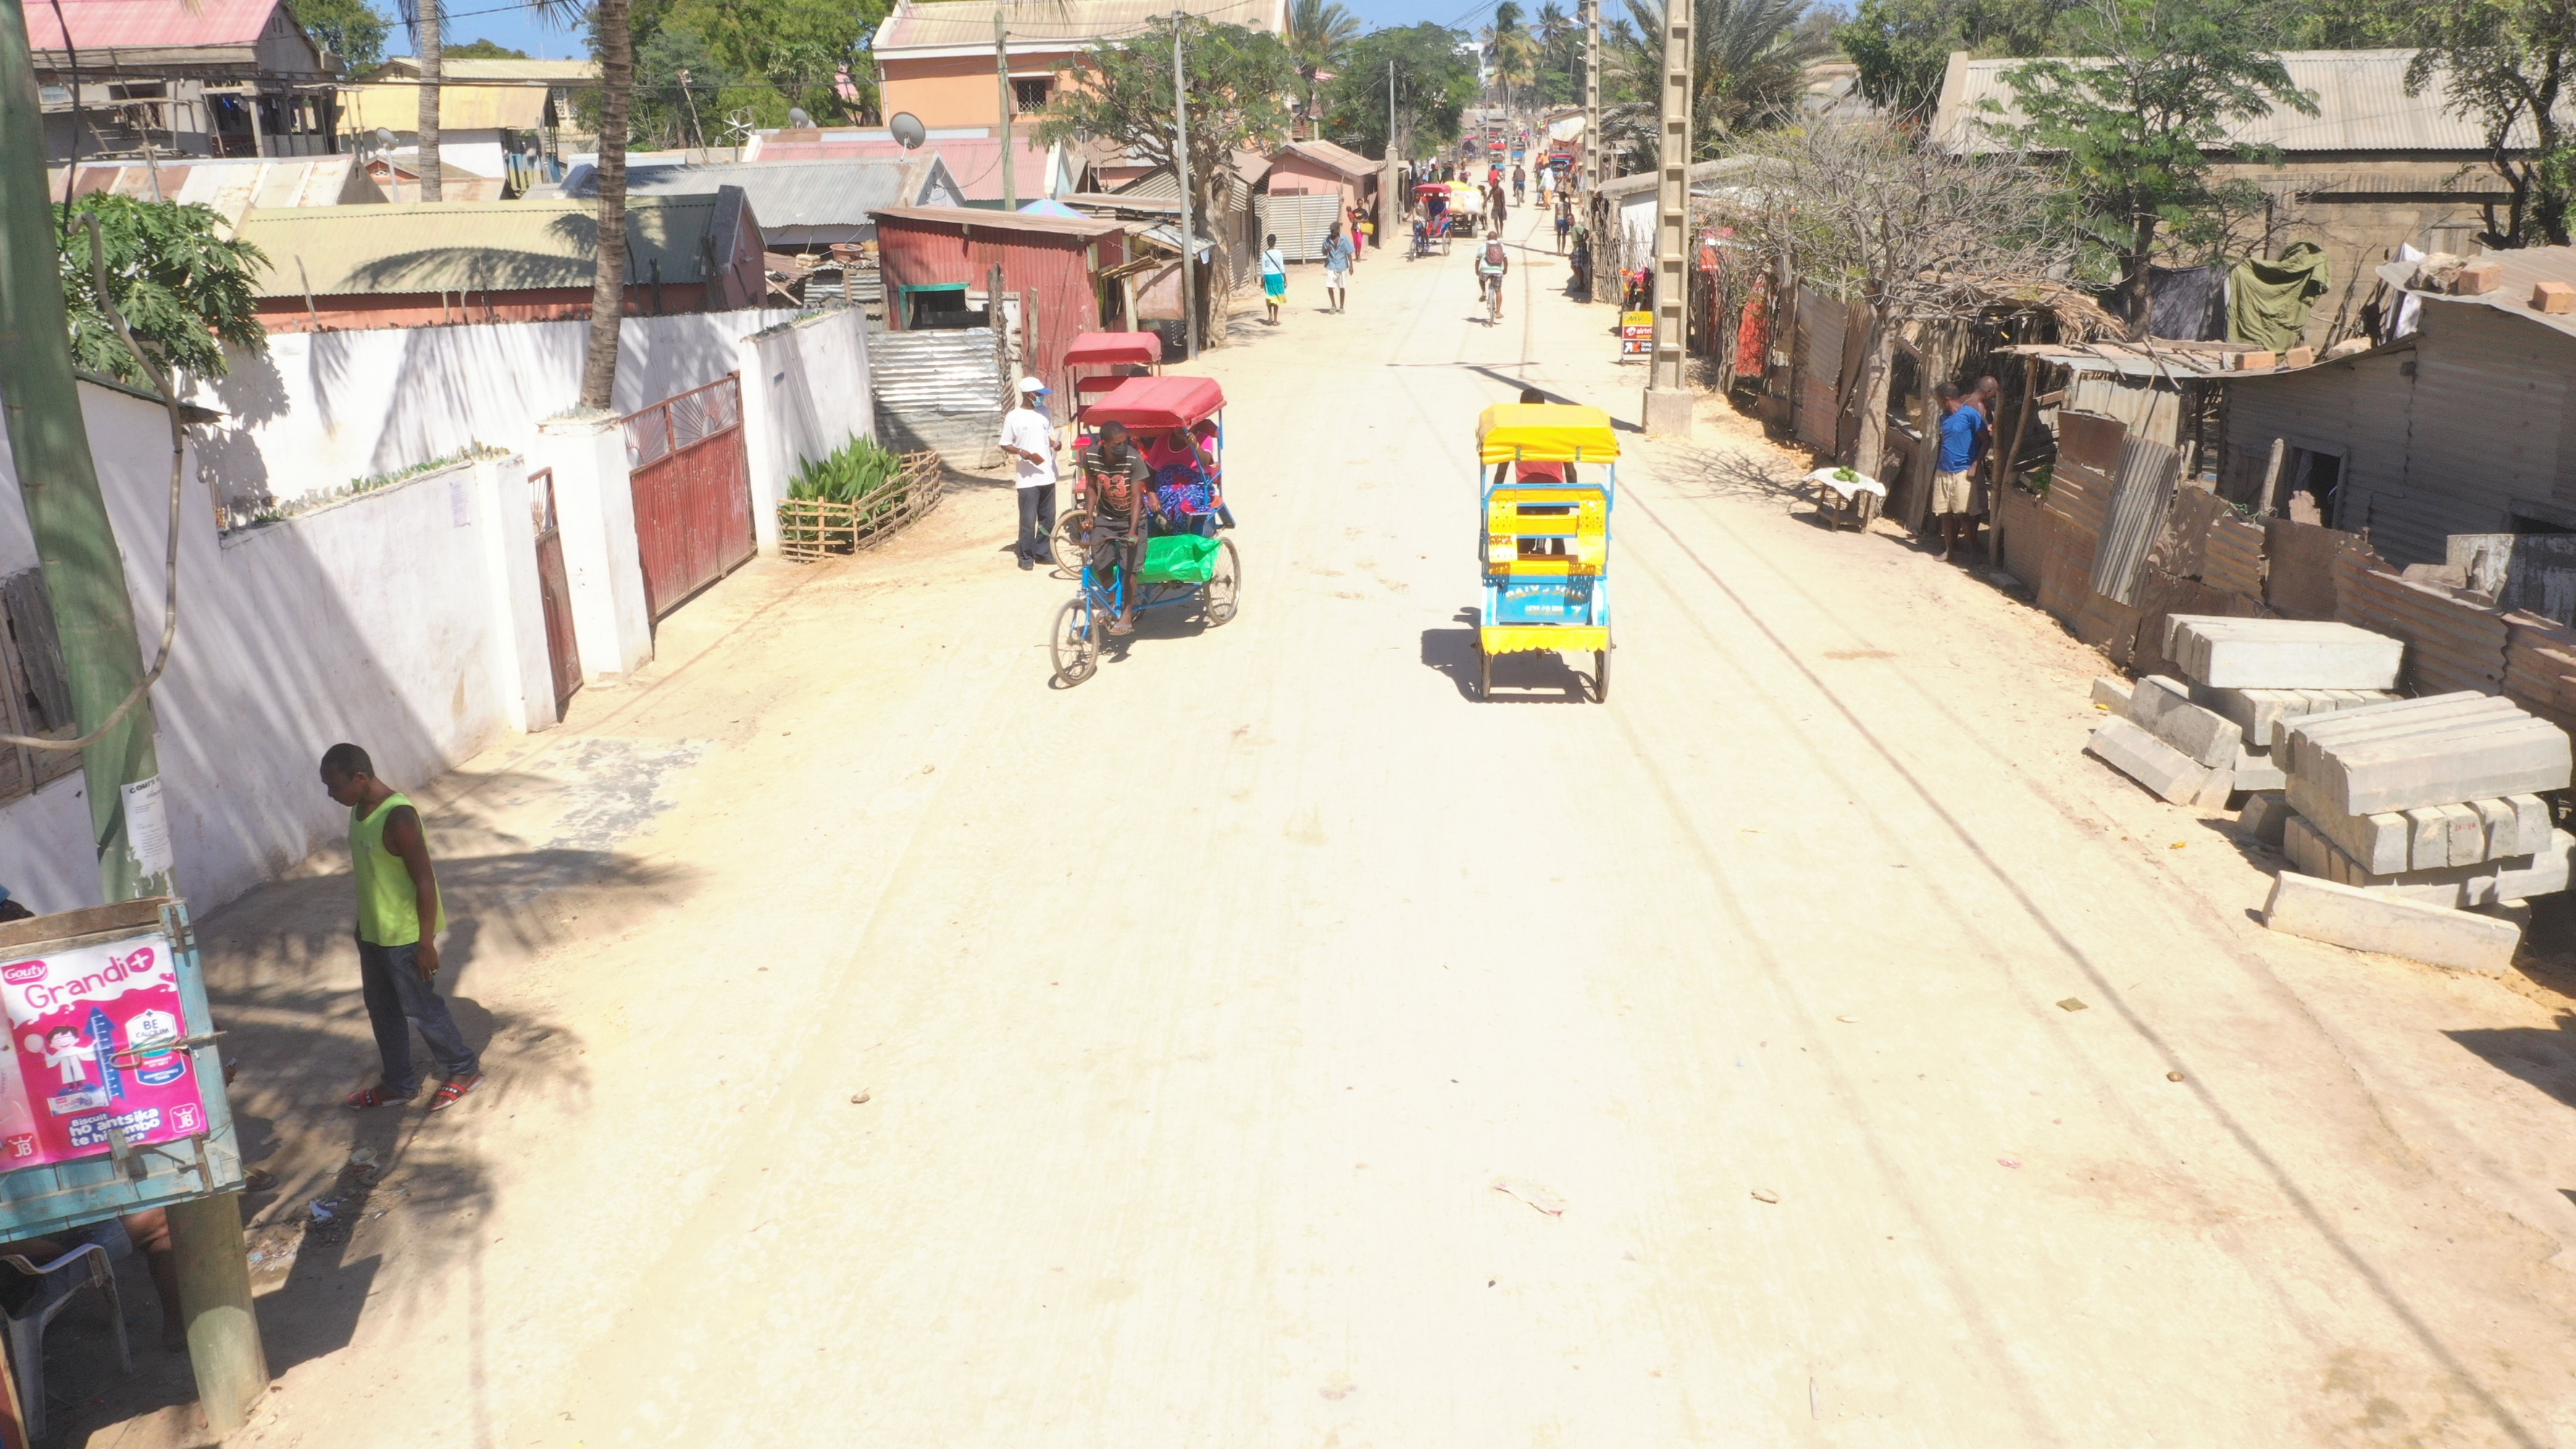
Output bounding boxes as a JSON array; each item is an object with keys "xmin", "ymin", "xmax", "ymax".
[{"xmin": 397, "ymin": 0, "xmax": 1510, "ymax": 64}]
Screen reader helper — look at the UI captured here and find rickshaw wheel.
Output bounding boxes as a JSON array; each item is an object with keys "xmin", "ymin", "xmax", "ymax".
[
  {"xmin": 1593, "ymin": 646, "xmax": 1611, "ymax": 702},
  {"xmin": 1050, "ymin": 510, "xmax": 1091, "ymax": 572},
  {"xmin": 1050, "ymin": 597, "xmax": 1100, "ymax": 685},
  {"xmin": 1203, "ymin": 538, "xmax": 1242, "ymax": 626}
]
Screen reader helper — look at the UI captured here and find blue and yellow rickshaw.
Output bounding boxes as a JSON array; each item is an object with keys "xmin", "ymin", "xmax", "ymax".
[{"xmin": 1476, "ymin": 404, "xmax": 1616, "ymax": 701}]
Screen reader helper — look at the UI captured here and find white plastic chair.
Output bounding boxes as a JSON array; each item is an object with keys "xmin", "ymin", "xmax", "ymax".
[{"xmin": 2, "ymin": 1242, "xmax": 133, "ymax": 1440}]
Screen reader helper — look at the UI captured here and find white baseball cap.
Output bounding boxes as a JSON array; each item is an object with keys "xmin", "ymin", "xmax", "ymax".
[{"xmin": 1018, "ymin": 376, "xmax": 1049, "ymax": 393}]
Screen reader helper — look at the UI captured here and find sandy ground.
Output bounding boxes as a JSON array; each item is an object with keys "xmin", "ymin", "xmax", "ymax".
[{"xmin": 48, "ymin": 209, "xmax": 2576, "ymax": 1447}]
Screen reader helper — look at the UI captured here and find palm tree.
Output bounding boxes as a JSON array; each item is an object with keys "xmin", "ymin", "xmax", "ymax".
[
  {"xmin": 1610, "ymin": 0, "xmax": 1823, "ymax": 146},
  {"xmin": 532, "ymin": 0, "xmax": 635, "ymax": 409},
  {"xmin": 396, "ymin": 0, "xmax": 444, "ymax": 199},
  {"xmin": 1535, "ymin": 2, "xmax": 1573, "ymax": 102},
  {"xmin": 1479, "ymin": 1, "xmax": 1535, "ymax": 113},
  {"xmin": 1287, "ymin": 0, "xmax": 1360, "ymax": 134}
]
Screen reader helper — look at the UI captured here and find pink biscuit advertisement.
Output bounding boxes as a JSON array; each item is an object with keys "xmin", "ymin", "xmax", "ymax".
[{"xmin": 0, "ymin": 932, "xmax": 208, "ymax": 1169}]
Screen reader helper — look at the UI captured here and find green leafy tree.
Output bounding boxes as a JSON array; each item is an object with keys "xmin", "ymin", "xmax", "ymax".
[
  {"xmin": 2408, "ymin": 0, "xmax": 2575, "ymax": 246},
  {"xmin": 601, "ymin": 0, "xmax": 885, "ymax": 149},
  {"xmin": 1834, "ymin": 0, "xmax": 2070, "ymax": 120},
  {"xmin": 1534, "ymin": 2, "xmax": 1581, "ymax": 104},
  {"xmin": 1034, "ymin": 20, "xmax": 1296, "ymax": 327},
  {"xmin": 1993, "ymin": 0, "xmax": 2314, "ymax": 327},
  {"xmin": 1287, "ymin": 0, "xmax": 1363, "ymax": 130},
  {"xmin": 1323, "ymin": 23, "xmax": 1480, "ymax": 157},
  {"xmin": 444, "ymin": 37, "xmax": 531, "ymax": 57},
  {"xmin": 291, "ymin": 0, "xmax": 393, "ymax": 72},
  {"xmin": 1481, "ymin": 1, "xmax": 1538, "ymax": 110},
  {"xmin": 56, "ymin": 197, "xmax": 267, "ymax": 385}
]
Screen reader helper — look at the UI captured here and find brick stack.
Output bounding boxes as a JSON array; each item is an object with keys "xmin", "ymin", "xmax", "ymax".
[{"xmin": 2086, "ymin": 617, "xmax": 2402, "ymax": 806}]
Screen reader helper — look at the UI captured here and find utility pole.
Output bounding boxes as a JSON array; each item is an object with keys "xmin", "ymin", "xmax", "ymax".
[
  {"xmin": 1582, "ymin": 0, "xmax": 1602, "ymax": 189},
  {"xmin": 1171, "ymin": 9, "xmax": 1196, "ymax": 360},
  {"xmin": 0, "ymin": 0, "xmax": 267, "ymax": 1432},
  {"xmin": 417, "ymin": 0, "xmax": 442, "ymax": 201},
  {"xmin": 1640, "ymin": 0, "xmax": 1692, "ymax": 437},
  {"xmin": 993, "ymin": 5, "xmax": 1018, "ymax": 211}
]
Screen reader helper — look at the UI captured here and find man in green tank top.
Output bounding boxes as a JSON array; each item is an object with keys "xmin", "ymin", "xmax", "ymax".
[{"xmin": 319, "ymin": 743, "xmax": 483, "ymax": 1111}]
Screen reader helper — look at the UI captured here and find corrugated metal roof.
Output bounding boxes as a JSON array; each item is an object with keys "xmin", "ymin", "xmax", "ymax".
[
  {"xmin": 871, "ymin": 204, "xmax": 1123, "ymax": 239},
  {"xmin": 2374, "ymin": 245, "xmax": 2576, "ymax": 343},
  {"xmin": 1275, "ymin": 138, "xmax": 1377, "ymax": 178},
  {"xmin": 27, "ymin": 0, "xmax": 281, "ymax": 51},
  {"xmin": 559, "ymin": 155, "xmax": 961, "ymax": 228},
  {"xmin": 44, "ymin": 155, "xmax": 380, "ymax": 225},
  {"xmin": 875, "ymin": 0, "xmax": 1281, "ymax": 52},
  {"xmin": 340, "ymin": 81, "xmax": 549, "ymax": 133},
  {"xmin": 750, "ymin": 135, "xmax": 1061, "ymax": 203},
  {"xmin": 236, "ymin": 196, "xmax": 727, "ymax": 296},
  {"xmin": 1934, "ymin": 49, "xmax": 2565, "ymax": 154}
]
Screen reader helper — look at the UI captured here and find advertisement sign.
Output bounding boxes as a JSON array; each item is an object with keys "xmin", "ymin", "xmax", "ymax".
[
  {"xmin": 1621, "ymin": 311, "xmax": 1655, "ymax": 359},
  {"xmin": 0, "ymin": 932, "xmax": 206, "ymax": 1169}
]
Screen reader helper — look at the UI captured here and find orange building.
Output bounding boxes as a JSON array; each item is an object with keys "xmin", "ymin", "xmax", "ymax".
[{"xmin": 871, "ymin": 0, "xmax": 1288, "ymax": 132}]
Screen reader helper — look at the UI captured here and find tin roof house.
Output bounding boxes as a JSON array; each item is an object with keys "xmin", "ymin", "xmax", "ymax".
[{"xmin": 28, "ymin": 0, "xmax": 340, "ymax": 162}]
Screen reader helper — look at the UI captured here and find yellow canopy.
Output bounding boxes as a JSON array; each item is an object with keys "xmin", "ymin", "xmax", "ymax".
[{"xmin": 1477, "ymin": 404, "xmax": 1621, "ymax": 464}]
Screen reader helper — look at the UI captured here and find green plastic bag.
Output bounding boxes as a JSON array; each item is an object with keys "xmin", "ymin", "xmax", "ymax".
[{"xmin": 1139, "ymin": 533, "xmax": 1221, "ymax": 584}]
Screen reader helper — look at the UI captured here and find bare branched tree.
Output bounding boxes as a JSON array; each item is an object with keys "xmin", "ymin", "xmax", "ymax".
[{"xmin": 1741, "ymin": 120, "xmax": 2081, "ymax": 482}]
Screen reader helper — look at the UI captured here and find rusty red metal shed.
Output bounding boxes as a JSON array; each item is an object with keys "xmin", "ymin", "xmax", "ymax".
[{"xmin": 871, "ymin": 205, "xmax": 1128, "ymax": 398}]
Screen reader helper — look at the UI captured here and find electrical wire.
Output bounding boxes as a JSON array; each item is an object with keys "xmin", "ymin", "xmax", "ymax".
[{"xmin": 0, "ymin": 216, "xmax": 188, "ymax": 753}]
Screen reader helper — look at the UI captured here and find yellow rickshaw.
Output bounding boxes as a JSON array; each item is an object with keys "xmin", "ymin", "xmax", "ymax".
[{"xmin": 1476, "ymin": 404, "xmax": 1616, "ymax": 701}]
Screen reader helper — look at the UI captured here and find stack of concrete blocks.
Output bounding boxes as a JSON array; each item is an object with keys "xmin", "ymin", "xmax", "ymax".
[
  {"xmin": 2086, "ymin": 616, "xmax": 2402, "ymax": 809},
  {"xmin": 2265, "ymin": 691, "xmax": 2575, "ymax": 974}
]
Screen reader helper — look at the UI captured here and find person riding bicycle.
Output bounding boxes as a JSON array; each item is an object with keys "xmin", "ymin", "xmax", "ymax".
[
  {"xmin": 1476, "ymin": 236, "xmax": 1510, "ymax": 320},
  {"xmin": 1082, "ymin": 421, "xmax": 1162, "ymax": 635}
]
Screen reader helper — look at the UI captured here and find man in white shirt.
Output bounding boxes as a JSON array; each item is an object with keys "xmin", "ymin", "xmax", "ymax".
[{"xmin": 998, "ymin": 377, "xmax": 1057, "ymax": 571}]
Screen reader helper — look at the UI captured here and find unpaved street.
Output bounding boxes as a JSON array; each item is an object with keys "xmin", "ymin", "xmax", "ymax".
[{"xmin": 75, "ymin": 211, "xmax": 2576, "ymax": 1446}]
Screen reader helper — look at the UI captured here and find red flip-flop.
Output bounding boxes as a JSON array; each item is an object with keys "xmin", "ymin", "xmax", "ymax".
[
  {"xmin": 430, "ymin": 1074, "xmax": 483, "ymax": 1112},
  {"xmin": 344, "ymin": 1085, "xmax": 407, "ymax": 1110}
]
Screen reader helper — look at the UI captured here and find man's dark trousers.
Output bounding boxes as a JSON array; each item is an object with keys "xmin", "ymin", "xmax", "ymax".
[
  {"xmin": 1017, "ymin": 483, "xmax": 1058, "ymax": 565},
  {"xmin": 358, "ymin": 940, "xmax": 480, "ymax": 1098}
]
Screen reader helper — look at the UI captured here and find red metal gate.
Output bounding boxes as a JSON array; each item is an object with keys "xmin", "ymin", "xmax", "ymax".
[
  {"xmin": 530, "ymin": 468, "xmax": 582, "ymax": 711},
  {"xmin": 624, "ymin": 375, "xmax": 753, "ymax": 621}
]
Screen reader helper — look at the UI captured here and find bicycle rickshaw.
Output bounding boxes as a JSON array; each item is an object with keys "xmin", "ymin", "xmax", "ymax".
[
  {"xmin": 1052, "ymin": 330, "xmax": 1164, "ymax": 567},
  {"xmin": 1447, "ymin": 180, "xmax": 1485, "ymax": 239},
  {"xmin": 1475, "ymin": 403, "xmax": 1616, "ymax": 702},
  {"xmin": 1049, "ymin": 375, "xmax": 1242, "ymax": 687},
  {"xmin": 1411, "ymin": 182, "xmax": 1455, "ymax": 257}
]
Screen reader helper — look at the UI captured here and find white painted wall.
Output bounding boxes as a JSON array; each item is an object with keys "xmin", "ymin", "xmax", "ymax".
[
  {"xmin": 531, "ymin": 414, "xmax": 652, "ymax": 679},
  {"xmin": 0, "ymin": 383, "xmax": 559, "ymax": 916},
  {"xmin": 191, "ymin": 308, "xmax": 797, "ymax": 523},
  {"xmin": 739, "ymin": 309, "xmax": 875, "ymax": 551}
]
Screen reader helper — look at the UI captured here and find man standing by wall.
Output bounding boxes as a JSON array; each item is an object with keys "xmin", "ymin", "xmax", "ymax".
[
  {"xmin": 1930, "ymin": 381, "xmax": 1986, "ymax": 563},
  {"xmin": 320, "ymin": 744, "xmax": 483, "ymax": 1112},
  {"xmin": 1000, "ymin": 378, "xmax": 1059, "ymax": 571}
]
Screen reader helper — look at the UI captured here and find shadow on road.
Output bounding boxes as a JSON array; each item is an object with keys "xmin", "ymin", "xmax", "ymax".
[
  {"xmin": 2446, "ymin": 1016, "xmax": 2576, "ymax": 1111},
  {"xmin": 1421, "ymin": 610, "xmax": 1592, "ymax": 703}
]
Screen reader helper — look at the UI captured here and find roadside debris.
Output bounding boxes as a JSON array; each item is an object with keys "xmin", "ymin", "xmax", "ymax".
[
  {"xmin": 1750, "ymin": 1188, "xmax": 1779, "ymax": 1204},
  {"xmin": 849, "ymin": 1090, "xmax": 871, "ymax": 1105},
  {"xmin": 2057, "ymin": 998, "xmax": 2087, "ymax": 1011},
  {"xmin": 1489, "ymin": 1177, "xmax": 1566, "ymax": 1216}
]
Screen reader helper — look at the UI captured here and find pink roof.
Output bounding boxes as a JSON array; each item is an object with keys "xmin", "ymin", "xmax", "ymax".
[
  {"xmin": 28, "ymin": 0, "xmax": 283, "ymax": 51},
  {"xmin": 1065, "ymin": 331, "xmax": 1161, "ymax": 367},
  {"xmin": 757, "ymin": 136, "xmax": 1050, "ymax": 204},
  {"xmin": 1087, "ymin": 375, "xmax": 1226, "ymax": 430}
]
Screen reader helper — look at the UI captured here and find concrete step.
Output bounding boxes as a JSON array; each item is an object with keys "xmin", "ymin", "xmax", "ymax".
[
  {"xmin": 2164, "ymin": 615, "xmax": 2405, "ymax": 690},
  {"xmin": 2086, "ymin": 717, "xmax": 2215, "ymax": 806},
  {"xmin": 2263, "ymin": 870, "xmax": 2521, "ymax": 975}
]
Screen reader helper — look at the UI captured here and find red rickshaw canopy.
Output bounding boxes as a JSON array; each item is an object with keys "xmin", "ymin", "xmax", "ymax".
[
  {"xmin": 1084, "ymin": 375, "xmax": 1226, "ymax": 430},
  {"xmin": 1063, "ymin": 331, "xmax": 1163, "ymax": 367}
]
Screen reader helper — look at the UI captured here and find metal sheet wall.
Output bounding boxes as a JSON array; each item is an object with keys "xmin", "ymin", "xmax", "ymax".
[
  {"xmin": 869, "ymin": 329, "xmax": 1006, "ymax": 466},
  {"xmin": 2067, "ymin": 371, "xmax": 2183, "ymax": 449},
  {"xmin": 874, "ymin": 219, "xmax": 1113, "ymax": 401},
  {"xmin": 1792, "ymin": 285, "xmax": 1847, "ymax": 453},
  {"xmin": 1258, "ymin": 193, "xmax": 1345, "ymax": 262}
]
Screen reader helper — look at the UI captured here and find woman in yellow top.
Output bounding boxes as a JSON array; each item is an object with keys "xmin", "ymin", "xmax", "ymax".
[{"xmin": 321, "ymin": 743, "xmax": 483, "ymax": 1111}]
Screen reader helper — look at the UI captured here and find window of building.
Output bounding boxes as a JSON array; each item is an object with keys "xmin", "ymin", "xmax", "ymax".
[{"xmin": 1013, "ymin": 78, "xmax": 1052, "ymax": 112}]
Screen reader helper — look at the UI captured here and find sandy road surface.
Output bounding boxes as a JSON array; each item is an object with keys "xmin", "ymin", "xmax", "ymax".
[{"xmin": 64, "ymin": 210, "xmax": 2576, "ymax": 1447}]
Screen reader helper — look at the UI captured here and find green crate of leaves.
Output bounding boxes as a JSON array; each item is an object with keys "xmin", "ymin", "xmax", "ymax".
[{"xmin": 778, "ymin": 438, "xmax": 943, "ymax": 560}]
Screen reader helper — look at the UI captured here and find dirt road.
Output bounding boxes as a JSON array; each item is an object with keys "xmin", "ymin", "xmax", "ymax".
[{"xmin": 69, "ymin": 210, "xmax": 2576, "ymax": 1447}]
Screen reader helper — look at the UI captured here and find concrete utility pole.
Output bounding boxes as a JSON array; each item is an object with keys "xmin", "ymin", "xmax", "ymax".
[
  {"xmin": 1171, "ymin": 9, "xmax": 1196, "ymax": 360},
  {"xmin": 1582, "ymin": 0, "xmax": 1601, "ymax": 188},
  {"xmin": 0, "ymin": 0, "xmax": 268, "ymax": 1432},
  {"xmin": 1641, "ymin": 0, "xmax": 1691, "ymax": 436},
  {"xmin": 417, "ymin": 0, "xmax": 442, "ymax": 200},
  {"xmin": 994, "ymin": 5, "xmax": 1018, "ymax": 211}
]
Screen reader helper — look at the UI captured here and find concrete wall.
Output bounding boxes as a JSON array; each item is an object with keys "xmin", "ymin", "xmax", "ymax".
[
  {"xmin": 879, "ymin": 51, "xmax": 1083, "ymax": 128},
  {"xmin": 191, "ymin": 307, "xmax": 795, "ymax": 522},
  {"xmin": 739, "ymin": 309, "xmax": 875, "ymax": 551},
  {"xmin": 0, "ymin": 383, "xmax": 557, "ymax": 916}
]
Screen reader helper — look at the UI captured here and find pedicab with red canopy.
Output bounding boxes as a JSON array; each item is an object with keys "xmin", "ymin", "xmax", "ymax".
[{"xmin": 1048, "ymin": 373, "xmax": 1242, "ymax": 686}]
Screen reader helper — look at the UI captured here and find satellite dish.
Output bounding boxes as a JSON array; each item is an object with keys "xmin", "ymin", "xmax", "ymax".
[
  {"xmin": 787, "ymin": 106, "xmax": 813, "ymax": 128},
  {"xmin": 889, "ymin": 112, "xmax": 927, "ymax": 151}
]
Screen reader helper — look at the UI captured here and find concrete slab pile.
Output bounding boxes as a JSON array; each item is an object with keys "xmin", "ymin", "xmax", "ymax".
[{"xmin": 2084, "ymin": 617, "xmax": 2401, "ymax": 807}]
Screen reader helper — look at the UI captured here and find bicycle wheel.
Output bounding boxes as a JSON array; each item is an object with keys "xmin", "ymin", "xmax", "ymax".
[
  {"xmin": 1203, "ymin": 538, "xmax": 1242, "ymax": 626},
  {"xmin": 1050, "ymin": 510, "xmax": 1090, "ymax": 572},
  {"xmin": 1050, "ymin": 596, "xmax": 1100, "ymax": 685}
]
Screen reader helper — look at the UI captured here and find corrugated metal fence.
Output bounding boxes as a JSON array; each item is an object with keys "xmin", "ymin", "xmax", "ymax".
[
  {"xmin": 870, "ymin": 328, "xmax": 1005, "ymax": 467},
  {"xmin": 1258, "ymin": 194, "xmax": 1345, "ymax": 262}
]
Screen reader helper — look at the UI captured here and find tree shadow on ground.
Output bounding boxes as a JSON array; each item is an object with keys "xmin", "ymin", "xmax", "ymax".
[{"xmin": 2445, "ymin": 1014, "xmax": 2576, "ymax": 1112}]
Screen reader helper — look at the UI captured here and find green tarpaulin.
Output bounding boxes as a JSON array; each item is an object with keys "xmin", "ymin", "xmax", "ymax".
[
  {"xmin": 1139, "ymin": 533, "xmax": 1222, "ymax": 584},
  {"xmin": 2228, "ymin": 241, "xmax": 2332, "ymax": 352}
]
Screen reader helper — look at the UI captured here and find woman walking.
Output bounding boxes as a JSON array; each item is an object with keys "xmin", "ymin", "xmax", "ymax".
[
  {"xmin": 1322, "ymin": 222, "xmax": 1353, "ymax": 314},
  {"xmin": 1260, "ymin": 233, "xmax": 1287, "ymax": 325}
]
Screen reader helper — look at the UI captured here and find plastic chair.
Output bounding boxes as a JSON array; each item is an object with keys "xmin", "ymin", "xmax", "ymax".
[{"xmin": 2, "ymin": 1243, "xmax": 132, "ymax": 1440}]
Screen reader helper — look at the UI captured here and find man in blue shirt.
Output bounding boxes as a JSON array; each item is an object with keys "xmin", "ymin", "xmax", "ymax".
[{"xmin": 1931, "ymin": 380, "xmax": 1986, "ymax": 561}]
